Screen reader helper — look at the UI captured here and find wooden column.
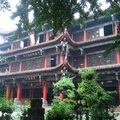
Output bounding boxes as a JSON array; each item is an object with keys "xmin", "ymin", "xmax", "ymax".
[
  {"xmin": 19, "ymin": 61, "xmax": 22, "ymax": 71},
  {"xmin": 44, "ymin": 56, "xmax": 48, "ymax": 68},
  {"xmin": 17, "ymin": 83, "xmax": 21, "ymax": 100},
  {"xmin": 114, "ymin": 23, "xmax": 118, "ymax": 35},
  {"xmin": 84, "ymin": 55, "xmax": 87, "ymax": 68},
  {"xmin": 60, "ymin": 93, "xmax": 64, "ymax": 101},
  {"xmin": 11, "ymin": 42, "xmax": 14, "ymax": 51},
  {"xmin": 46, "ymin": 32, "xmax": 49, "ymax": 42},
  {"xmin": 6, "ymin": 84, "xmax": 10, "ymax": 100},
  {"xmin": 118, "ymin": 83, "xmax": 120, "ymax": 103},
  {"xmin": 84, "ymin": 30, "xmax": 86, "ymax": 42},
  {"xmin": 60, "ymin": 54, "xmax": 64, "ymax": 63},
  {"xmin": 43, "ymin": 81, "xmax": 47, "ymax": 100},
  {"xmin": 9, "ymin": 62, "xmax": 12, "ymax": 73},
  {"xmin": 116, "ymin": 50, "xmax": 120, "ymax": 64}
]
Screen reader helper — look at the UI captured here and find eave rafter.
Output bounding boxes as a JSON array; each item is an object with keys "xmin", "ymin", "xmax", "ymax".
[
  {"xmin": 0, "ymin": 60, "xmax": 78, "ymax": 79},
  {"xmin": 0, "ymin": 33, "xmax": 64, "ymax": 57},
  {"xmin": 65, "ymin": 32, "xmax": 116, "ymax": 47}
]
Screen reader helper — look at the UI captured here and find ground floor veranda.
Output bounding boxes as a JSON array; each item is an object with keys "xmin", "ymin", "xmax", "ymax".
[
  {"xmin": 0, "ymin": 67, "xmax": 120, "ymax": 105},
  {"xmin": 0, "ymin": 78, "xmax": 118, "ymax": 105}
]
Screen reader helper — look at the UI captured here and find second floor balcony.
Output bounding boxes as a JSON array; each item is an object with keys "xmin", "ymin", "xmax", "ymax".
[{"xmin": 72, "ymin": 22, "xmax": 117, "ymax": 42}]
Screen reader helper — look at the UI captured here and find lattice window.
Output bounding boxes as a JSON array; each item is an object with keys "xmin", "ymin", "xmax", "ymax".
[
  {"xmin": 86, "ymin": 24, "xmax": 113, "ymax": 41},
  {"xmin": 22, "ymin": 57, "xmax": 44, "ymax": 71},
  {"xmin": 36, "ymin": 34, "xmax": 46, "ymax": 44},
  {"xmin": 46, "ymin": 48, "xmax": 56, "ymax": 54},
  {"xmin": 86, "ymin": 28, "xmax": 99, "ymax": 41},
  {"xmin": 87, "ymin": 52, "xmax": 116, "ymax": 67},
  {"xmin": 47, "ymin": 55, "xmax": 59, "ymax": 67},
  {"xmin": 13, "ymin": 41, "xmax": 20, "ymax": 50},
  {"xmin": 73, "ymin": 31, "xmax": 84, "ymax": 42},
  {"xmin": 68, "ymin": 56, "xmax": 73, "ymax": 66},
  {"xmin": 11, "ymin": 62, "xmax": 20, "ymax": 72},
  {"xmin": 74, "ymin": 57, "xmax": 84, "ymax": 68},
  {"xmin": 1, "ymin": 67, "xmax": 9, "ymax": 73}
]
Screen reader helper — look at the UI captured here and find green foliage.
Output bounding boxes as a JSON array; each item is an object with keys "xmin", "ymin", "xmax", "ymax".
[
  {"xmin": 0, "ymin": 94, "xmax": 13, "ymax": 113},
  {"xmin": 65, "ymin": 68, "xmax": 117, "ymax": 119},
  {"xmin": 45, "ymin": 100, "xmax": 75, "ymax": 120},
  {"xmin": 51, "ymin": 68, "xmax": 117, "ymax": 120},
  {"xmin": 11, "ymin": 0, "xmax": 32, "ymax": 40},
  {"xmin": 53, "ymin": 76, "xmax": 74, "ymax": 95},
  {"xmin": 0, "ymin": 94, "xmax": 13, "ymax": 120},
  {"xmin": 10, "ymin": 0, "xmax": 120, "ymax": 55},
  {"xmin": 67, "ymin": 88, "xmax": 84, "ymax": 120},
  {"xmin": 0, "ymin": 0, "xmax": 10, "ymax": 12},
  {"xmin": 79, "ymin": 67, "xmax": 97, "ymax": 81},
  {"xmin": 77, "ymin": 68, "xmax": 117, "ymax": 119},
  {"xmin": 11, "ymin": 0, "xmax": 104, "ymax": 39}
]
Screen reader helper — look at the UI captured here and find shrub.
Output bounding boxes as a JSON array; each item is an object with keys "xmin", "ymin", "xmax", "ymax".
[
  {"xmin": 45, "ymin": 100, "xmax": 75, "ymax": 120},
  {"xmin": 53, "ymin": 76, "xmax": 74, "ymax": 96}
]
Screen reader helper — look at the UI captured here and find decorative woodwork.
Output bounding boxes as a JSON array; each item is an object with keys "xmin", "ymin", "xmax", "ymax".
[
  {"xmin": 45, "ymin": 48, "xmax": 56, "ymax": 54},
  {"xmin": 11, "ymin": 61, "xmax": 20, "ymax": 72},
  {"xmin": 73, "ymin": 57, "xmax": 84, "ymax": 68},
  {"xmin": 86, "ymin": 28, "xmax": 100, "ymax": 41},
  {"xmin": 13, "ymin": 41, "xmax": 20, "ymax": 50},
  {"xmin": 22, "ymin": 57, "xmax": 44, "ymax": 71},
  {"xmin": 73, "ymin": 31, "xmax": 84, "ymax": 42},
  {"xmin": 87, "ymin": 52, "xmax": 116, "ymax": 67}
]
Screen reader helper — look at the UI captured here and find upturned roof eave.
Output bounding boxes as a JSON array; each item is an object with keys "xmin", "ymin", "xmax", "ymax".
[
  {"xmin": 0, "ymin": 60, "xmax": 77, "ymax": 78},
  {"xmin": 64, "ymin": 32, "xmax": 116, "ymax": 47},
  {"xmin": 0, "ymin": 33, "xmax": 64, "ymax": 57},
  {"xmin": 0, "ymin": 62, "xmax": 63, "ymax": 78},
  {"xmin": 78, "ymin": 64, "xmax": 120, "ymax": 71}
]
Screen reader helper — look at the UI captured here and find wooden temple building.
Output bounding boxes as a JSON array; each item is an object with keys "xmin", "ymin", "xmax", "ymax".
[{"xmin": 0, "ymin": 14, "xmax": 120, "ymax": 104}]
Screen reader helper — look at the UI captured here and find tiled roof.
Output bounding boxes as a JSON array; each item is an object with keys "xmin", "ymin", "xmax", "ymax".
[
  {"xmin": 79, "ymin": 64, "xmax": 120, "ymax": 71},
  {"xmin": 65, "ymin": 32, "xmax": 116, "ymax": 47},
  {"xmin": 0, "ymin": 60, "xmax": 77, "ymax": 78}
]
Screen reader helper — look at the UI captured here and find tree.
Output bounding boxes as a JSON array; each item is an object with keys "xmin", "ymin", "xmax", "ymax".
[
  {"xmin": 0, "ymin": 0, "xmax": 10, "ymax": 12},
  {"xmin": 78, "ymin": 68, "xmax": 116, "ymax": 119},
  {"xmin": 67, "ymin": 68, "xmax": 117, "ymax": 119},
  {"xmin": 0, "ymin": 94, "xmax": 13, "ymax": 120},
  {"xmin": 11, "ymin": 0, "xmax": 103, "ymax": 39},
  {"xmin": 53, "ymin": 76, "xmax": 74, "ymax": 96},
  {"xmin": 48, "ymin": 68, "xmax": 116, "ymax": 120},
  {"xmin": 11, "ymin": 0, "xmax": 120, "ymax": 54}
]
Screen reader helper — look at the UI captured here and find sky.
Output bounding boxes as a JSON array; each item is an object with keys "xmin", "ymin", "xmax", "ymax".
[
  {"xmin": 0, "ymin": 0, "xmax": 109, "ymax": 32},
  {"xmin": 0, "ymin": 0, "xmax": 19, "ymax": 32},
  {"xmin": 0, "ymin": 0, "xmax": 19, "ymax": 43}
]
